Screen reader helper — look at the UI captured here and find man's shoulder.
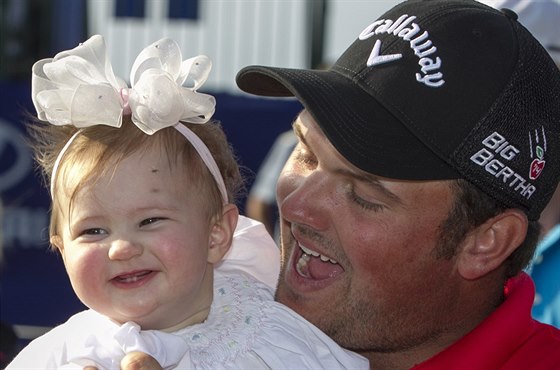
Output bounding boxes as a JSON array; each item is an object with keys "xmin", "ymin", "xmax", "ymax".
[{"xmin": 502, "ymin": 321, "xmax": 560, "ymax": 369}]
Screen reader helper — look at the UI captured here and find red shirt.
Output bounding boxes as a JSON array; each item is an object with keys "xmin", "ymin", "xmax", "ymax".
[{"xmin": 412, "ymin": 273, "xmax": 560, "ymax": 369}]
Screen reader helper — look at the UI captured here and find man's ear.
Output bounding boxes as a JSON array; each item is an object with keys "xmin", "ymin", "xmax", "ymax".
[
  {"xmin": 457, "ymin": 209, "xmax": 528, "ymax": 280},
  {"xmin": 207, "ymin": 204, "xmax": 239, "ymax": 264}
]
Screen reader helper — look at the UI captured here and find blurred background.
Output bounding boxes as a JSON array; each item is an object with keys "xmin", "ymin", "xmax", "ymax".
[{"xmin": 0, "ymin": 0, "xmax": 402, "ymax": 354}]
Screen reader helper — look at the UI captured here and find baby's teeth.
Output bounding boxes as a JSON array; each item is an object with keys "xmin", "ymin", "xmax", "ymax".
[{"xmin": 120, "ymin": 276, "xmax": 138, "ymax": 283}]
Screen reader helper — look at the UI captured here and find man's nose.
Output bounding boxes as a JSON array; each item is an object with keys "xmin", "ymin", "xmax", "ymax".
[{"xmin": 278, "ymin": 169, "xmax": 331, "ymax": 231}]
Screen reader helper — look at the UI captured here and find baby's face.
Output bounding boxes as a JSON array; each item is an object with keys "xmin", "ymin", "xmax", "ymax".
[{"xmin": 56, "ymin": 145, "xmax": 218, "ymax": 330}]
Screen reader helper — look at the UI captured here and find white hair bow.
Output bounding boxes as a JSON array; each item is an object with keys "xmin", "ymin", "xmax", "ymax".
[
  {"xmin": 31, "ymin": 35, "xmax": 215, "ymax": 134},
  {"xmin": 32, "ymin": 35, "xmax": 228, "ymax": 203}
]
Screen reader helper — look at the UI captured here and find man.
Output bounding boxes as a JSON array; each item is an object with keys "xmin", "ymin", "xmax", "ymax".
[
  {"xmin": 237, "ymin": 0, "xmax": 560, "ymax": 368},
  {"xmin": 121, "ymin": 0, "xmax": 560, "ymax": 368}
]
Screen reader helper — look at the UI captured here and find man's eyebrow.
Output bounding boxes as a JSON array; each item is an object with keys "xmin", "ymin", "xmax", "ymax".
[{"xmin": 292, "ymin": 119, "xmax": 306, "ymax": 146}]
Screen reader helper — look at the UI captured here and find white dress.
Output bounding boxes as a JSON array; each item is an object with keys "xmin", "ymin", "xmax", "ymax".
[{"xmin": 6, "ymin": 217, "xmax": 369, "ymax": 370}]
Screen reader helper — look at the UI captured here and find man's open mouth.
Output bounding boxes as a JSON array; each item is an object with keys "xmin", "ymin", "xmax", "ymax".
[{"xmin": 295, "ymin": 243, "xmax": 343, "ymax": 280}]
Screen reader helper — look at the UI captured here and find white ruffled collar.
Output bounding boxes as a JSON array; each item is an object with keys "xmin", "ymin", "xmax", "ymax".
[
  {"xmin": 64, "ymin": 318, "xmax": 188, "ymax": 370},
  {"xmin": 63, "ymin": 271, "xmax": 273, "ymax": 369}
]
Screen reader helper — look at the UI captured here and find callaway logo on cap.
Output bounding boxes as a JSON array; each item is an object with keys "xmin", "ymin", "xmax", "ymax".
[
  {"xmin": 236, "ymin": 0, "xmax": 560, "ymax": 220},
  {"xmin": 358, "ymin": 13, "xmax": 444, "ymax": 87}
]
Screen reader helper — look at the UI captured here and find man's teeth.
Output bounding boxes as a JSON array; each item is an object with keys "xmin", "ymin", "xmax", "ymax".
[{"xmin": 300, "ymin": 244, "xmax": 338, "ymax": 264}]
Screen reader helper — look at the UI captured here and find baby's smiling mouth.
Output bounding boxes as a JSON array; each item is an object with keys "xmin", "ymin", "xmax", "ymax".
[
  {"xmin": 112, "ymin": 270, "xmax": 153, "ymax": 284},
  {"xmin": 295, "ymin": 243, "xmax": 343, "ymax": 280}
]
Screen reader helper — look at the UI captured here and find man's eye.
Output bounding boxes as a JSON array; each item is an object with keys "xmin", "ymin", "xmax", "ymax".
[
  {"xmin": 346, "ymin": 184, "xmax": 385, "ymax": 212},
  {"xmin": 349, "ymin": 191, "xmax": 385, "ymax": 212}
]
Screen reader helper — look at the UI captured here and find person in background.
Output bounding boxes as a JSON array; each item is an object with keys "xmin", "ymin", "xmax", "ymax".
[
  {"xmin": 245, "ymin": 130, "xmax": 297, "ymax": 241},
  {"xmin": 6, "ymin": 35, "xmax": 368, "ymax": 369},
  {"xmin": 0, "ymin": 321, "xmax": 18, "ymax": 369},
  {"xmin": 0, "ymin": 198, "xmax": 19, "ymax": 368},
  {"xmin": 478, "ymin": 0, "xmax": 560, "ymax": 328}
]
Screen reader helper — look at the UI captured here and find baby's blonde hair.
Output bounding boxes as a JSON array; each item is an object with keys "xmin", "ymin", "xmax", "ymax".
[{"xmin": 27, "ymin": 116, "xmax": 244, "ymax": 244}]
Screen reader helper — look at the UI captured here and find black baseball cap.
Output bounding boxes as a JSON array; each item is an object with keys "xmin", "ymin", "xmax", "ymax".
[{"xmin": 236, "ymin": 0, "xmax": 560, "ymax": 220}]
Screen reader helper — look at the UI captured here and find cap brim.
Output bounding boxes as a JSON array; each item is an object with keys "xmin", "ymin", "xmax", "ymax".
[{"xmin": 236, "ymin": 65, "xmax": 459, "ymax": 180}]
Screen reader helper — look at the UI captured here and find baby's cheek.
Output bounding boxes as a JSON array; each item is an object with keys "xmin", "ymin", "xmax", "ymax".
[{"xmin": 65, "ymin": 249, "xmax": 106, "ymax": 292}]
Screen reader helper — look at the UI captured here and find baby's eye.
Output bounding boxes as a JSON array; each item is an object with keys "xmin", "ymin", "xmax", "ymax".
[
  {"xmin": 80, "ymin": 228, "xmax": 107, "ymax": 236},
  {"xmin": 139, "ymin": 217, "xmax": 165, "ymax": 227}
]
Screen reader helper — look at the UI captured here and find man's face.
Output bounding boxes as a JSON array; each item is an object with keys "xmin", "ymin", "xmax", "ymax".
[{"xmin": 275, "ymin": 111, "xmax": 464, "ymax": 355}]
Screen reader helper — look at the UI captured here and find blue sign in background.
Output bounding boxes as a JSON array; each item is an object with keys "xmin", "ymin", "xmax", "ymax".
[{"xmin": 0, "ymin": 80, "xmax": 301, "ymax": 347}]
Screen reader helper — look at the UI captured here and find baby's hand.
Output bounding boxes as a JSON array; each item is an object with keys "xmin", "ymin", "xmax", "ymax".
[{"xmin": 120, "ymin": 352, "xmax": 163, "ymax": 370}]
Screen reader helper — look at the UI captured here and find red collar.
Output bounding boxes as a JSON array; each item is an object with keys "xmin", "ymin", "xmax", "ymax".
[{"xmin": 412, "ymin": 273, "xmax": 537, "ymax": 369}]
